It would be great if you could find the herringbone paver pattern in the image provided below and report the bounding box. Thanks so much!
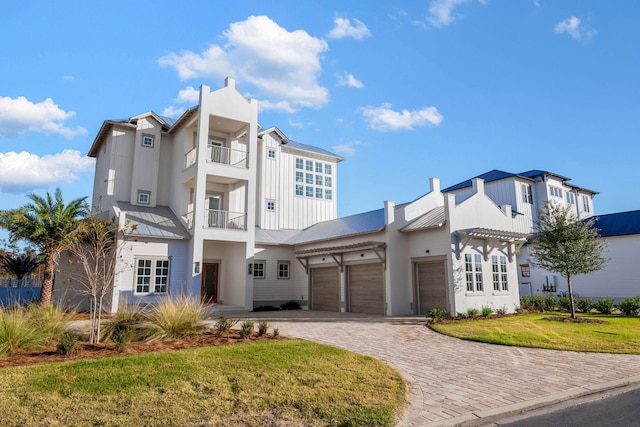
[230,311,640,426]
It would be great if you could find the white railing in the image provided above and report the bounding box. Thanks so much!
[182,211,194,229]
[207,145,248,168]
[206,209,247,230]
[184,147,197,169]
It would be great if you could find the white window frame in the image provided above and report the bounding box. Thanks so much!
[295,158,303,169]
[305,160,313,171]
[305,173,313,184]
[325,176,332,188]
[267,149,276,159]
[582,195,591,213]
[305,186,313,197]
[549,186,563,198]
[521,184,532,204]
[325,189,333,200]
[315,162,323,173]
[277,261,290,280]
[492,255,508,292]
[325,164,332,175]
[253,261,265,279]
[315,188,323,198]
[142,135,154,148]
[134,258,170,295]
[295,185,303,196]
[465,253,484,293]
[266,201,275,211]
[566,192,575,204]
[315,175,323,186]
[137,191,150,205]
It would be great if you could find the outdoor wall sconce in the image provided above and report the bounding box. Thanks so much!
[194,262,200,274]
[248,263,253,275]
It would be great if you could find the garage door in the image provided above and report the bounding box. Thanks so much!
[311,267,340,311]
[348,263,385,315]
[416,261,447,315]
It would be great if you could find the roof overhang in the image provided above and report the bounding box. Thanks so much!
[454,228,530,262]
[294,241,387,273]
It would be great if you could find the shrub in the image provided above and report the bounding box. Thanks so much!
[426,307,448,321]
[215,314,238,334]
[531,295,545,310]
[557,295,572,311]
[26,304,67,343]
[618,297,640,316]
[519,296,534,310]
[0,307,47,355]
[456,312,469,320]
[273,328,280,337]
[280,301,301,310]
[239,320,254,339]
[466,308,479,318]
[496,306,507,316]
[257,320,269,336]
[57,332,80,356]
[480,306,493,317]
[101,303,143,347]
[542,296,559,311]
[576,297,593,313]
[141,296,206,342]
[593,297,615,314]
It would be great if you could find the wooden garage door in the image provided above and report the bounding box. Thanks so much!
[416,261,447,315]
[311,267,340,311]
[348,263,385,315]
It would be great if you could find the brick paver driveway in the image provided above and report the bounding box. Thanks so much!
[231,310,640,426]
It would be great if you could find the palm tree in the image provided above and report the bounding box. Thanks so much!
[0,188,89,306]
[0,251,43,280]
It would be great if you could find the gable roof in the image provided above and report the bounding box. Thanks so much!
[442,169,524,192]
[115,202,190,240]
[592,210,640,237]
[287,208,385,245]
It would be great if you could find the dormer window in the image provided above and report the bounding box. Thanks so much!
[566,192,575,204]
[521,184,532,204]
[549,186,563,198]
[267,149,276,159]
[142,135,154,148]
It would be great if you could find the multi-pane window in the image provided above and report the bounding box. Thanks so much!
[492,256,508,291]
[315,162,323,173]
[305,173,313,184]
[549,186,563,198]
[294,157,334,200]
[135,259,169,294]
[305,160,313,171]
[296,185,303,196]
[566,192,575,204]
[267,149,276,158]
[295,159,303,169]
[315,175,323,186]
[137,191,150,205]
[278,262,290,279]
[253,262,265,279]
[582,195,591,213]
[325,189,332,200]
[142,135,154,147]
[521,184,532,204]
[465,254,484,292]
[325,176,332,188]
[325,164,332,175]
[474,254,483,292]
[465,254,474,292]
[315,188,323,198]
[306,186,313,197]
[296,171,303,183]
[520,264,530,277]
[266,201,275,211]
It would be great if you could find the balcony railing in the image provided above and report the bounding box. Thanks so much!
[206,209,247,230]
[184,148,197,169]
[182,211,194,229]
[207,145,247,168]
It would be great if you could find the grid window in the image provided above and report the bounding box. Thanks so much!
[266,201,275,211]
[474,254,483,292]
[306,186,313,197]
[520,264,530,277]
[325,164,332,175]
[325,189,332,200]
[135,259,169,294]
[137,191,150,205]
[315,175,323,186]
[296,185,303,196]
[325,176,332,188]
[492,256,500,291]
[295,158,303,169]
[267,149,276,159]
[278,262,290,279]
[296,171,303,183]
[465,254,474,292]
[500,256,508,291]
[305,160,313,171]
[315,162,323,173]
[566,192,575,204]
[305,173,313,184]
[521,184,532,204]
[154,260,169,293]
[549,186,563,198]
[315,188,323,198]
[142,135,154,147]
[136,260,152,293]
[253,262,265,279]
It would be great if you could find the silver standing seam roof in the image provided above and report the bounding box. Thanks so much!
[116,202,190,240]
[287,208,386,245]
[400,206,446,232]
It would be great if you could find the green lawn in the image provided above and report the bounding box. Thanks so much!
[0,339,406,427]
[430,313,640,354]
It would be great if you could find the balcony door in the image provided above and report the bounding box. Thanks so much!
[206,194,224,228]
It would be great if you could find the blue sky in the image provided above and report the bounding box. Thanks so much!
[1,1,639,224]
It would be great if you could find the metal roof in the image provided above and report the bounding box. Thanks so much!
[400,206,446,232]
[591,210,640,237]
[116,203,190,240]
[255,227,302,245]
[442,170,520,192]
[288,208,386,245]
[284,140,344,161]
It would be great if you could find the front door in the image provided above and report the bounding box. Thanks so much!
[201,263,219,303]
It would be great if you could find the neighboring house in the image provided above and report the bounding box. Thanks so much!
[53,78,638,315]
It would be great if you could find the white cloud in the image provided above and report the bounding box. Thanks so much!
[0,96,86,138]
[361,103,443,132]
[288,119,304,128]
[327,17,372,40]
[0,150,94,193]
[554,16,597,41]
[158,15,329,112]
[174,86,199,104]
[427,0,472,28]
[336,73,364,88]
[332,140,363,156]
[259,100,296,113]
[162,106,186,118]
[533,0,541,7]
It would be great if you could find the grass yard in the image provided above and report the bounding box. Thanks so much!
[430,313,640,354]
[0,339,406,427]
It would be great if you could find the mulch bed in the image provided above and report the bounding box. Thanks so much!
[0,329,280,369]
[542,316,608,324]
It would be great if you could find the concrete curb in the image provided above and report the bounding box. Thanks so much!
[414,374,640,427]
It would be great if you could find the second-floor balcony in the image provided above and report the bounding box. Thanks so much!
[206,209,247,231]
[208,145,247,168]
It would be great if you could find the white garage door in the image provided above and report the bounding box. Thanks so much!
[348,263,385,315]
[416,261,447,315]
[311,267,340,311]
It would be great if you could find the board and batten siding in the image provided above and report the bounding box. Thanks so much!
[252,245,308,305]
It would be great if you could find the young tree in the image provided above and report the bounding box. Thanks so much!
[530,202,608,319]
[0,188,89,306]
[66,216,120,343]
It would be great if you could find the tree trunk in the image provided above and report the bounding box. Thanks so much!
[567,274,576,319]
[38,256,56,307]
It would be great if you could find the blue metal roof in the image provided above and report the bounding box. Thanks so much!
[591,210,640,237]
[285,140,343,160]
[288,208,385,245]
[442,169,517,192]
